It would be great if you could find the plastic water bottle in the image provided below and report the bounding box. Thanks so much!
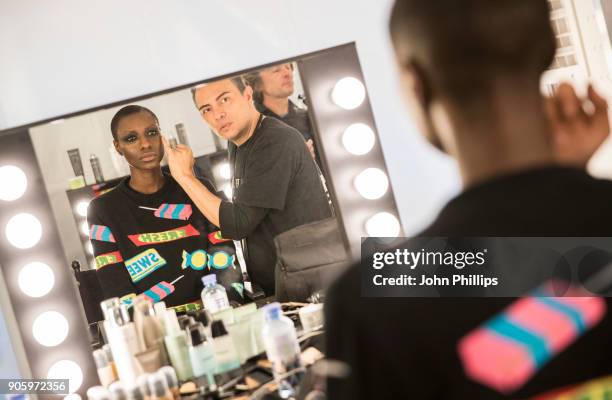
[261,302,304,399]
[201,274,230,313]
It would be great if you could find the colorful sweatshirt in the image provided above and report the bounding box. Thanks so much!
[87,174,243,308]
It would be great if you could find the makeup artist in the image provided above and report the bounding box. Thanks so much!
[162,76,332,297]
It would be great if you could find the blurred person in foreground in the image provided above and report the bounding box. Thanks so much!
[325,0,612,399]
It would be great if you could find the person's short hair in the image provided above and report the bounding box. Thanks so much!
[190,76,247,107]
[242,71,263,104]
[110,105,159,140]
[390,0,556,101]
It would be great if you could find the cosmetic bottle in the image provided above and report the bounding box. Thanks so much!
[163,309,193,381]
[136,374,151,400]
[87,386,111,400]
[154,302,167,335]
[158,366,180,400]
[186,323,216,388]
[103,344,119,383]
[108,381,128,400]
[105,304,143,384]
[127,384,146,400]
[147,372,174,400]
[201,274,230,313]
[211,320,241,378]
[93,348,115,387]
[100,298,120,342]
[133,296,168,372]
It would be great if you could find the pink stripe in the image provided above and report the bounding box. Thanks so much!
[95,227,104,240]
[548,296,606,326]
[164,204,177,218]
[506,298,575,352]
[150,285,167,298]
[158,281,174,294]
[178,205,192,220]
[459,328,536,393]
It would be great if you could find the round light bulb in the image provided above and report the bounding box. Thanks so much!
[80,221,89,236]
[218,163,231,180]
[33,311,69,347]
[365,212,401,237]
[342,123,376,155]
[75,200,90,217]
[18,262,55,297]
[5,213,42,249]
[354,168,389,200]
[0,165,28,201]
[331,77,366,110]
[48,360,83,394]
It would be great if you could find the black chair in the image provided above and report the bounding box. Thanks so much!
[71,261,106,347]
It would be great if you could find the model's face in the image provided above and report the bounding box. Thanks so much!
[194,79,255,143]
[114,111,164,170]
[259,63,294,99]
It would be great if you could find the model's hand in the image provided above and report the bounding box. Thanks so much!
[306,139,316,160]
[544,82,610,168]
[161,135,195,182]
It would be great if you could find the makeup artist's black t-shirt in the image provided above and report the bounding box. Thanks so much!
[256,100,313,142]
[88,174,243,308]
[219,116,331,295]
[326,166,612,399]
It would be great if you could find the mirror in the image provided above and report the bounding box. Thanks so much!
[26,55,347,322]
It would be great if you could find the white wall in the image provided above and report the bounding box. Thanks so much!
[0,0,462,238]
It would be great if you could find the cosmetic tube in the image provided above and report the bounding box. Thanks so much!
[163,309,193,381]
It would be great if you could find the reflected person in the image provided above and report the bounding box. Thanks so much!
[244,63,317,161]
[162,76,332,296]
[88,105,243,310]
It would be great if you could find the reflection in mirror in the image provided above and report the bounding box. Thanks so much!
[27,58,349,329]
[0,44,400,396]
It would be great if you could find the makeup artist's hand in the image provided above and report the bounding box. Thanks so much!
[544,82,610,168]
[161,135,195,182]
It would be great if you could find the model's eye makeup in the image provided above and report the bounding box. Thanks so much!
[123,134,137,143]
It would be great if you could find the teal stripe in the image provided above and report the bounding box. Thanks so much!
[172,204,184,220]
[159,203,170,217]
[101,227,111,242]
[535,296,586,334]
[92,225,99,239]
[487,316,550,366]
